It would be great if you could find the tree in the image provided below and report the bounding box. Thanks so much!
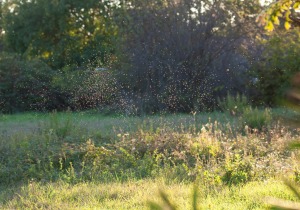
[2,0,117,69]
[250,29,300,105]
[252,0,300,106]
[114,0,262,113]
[0,1,4,52]
[0,0,121,112]
[257,0,300,31]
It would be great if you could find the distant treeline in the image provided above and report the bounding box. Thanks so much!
[0,0,299,114]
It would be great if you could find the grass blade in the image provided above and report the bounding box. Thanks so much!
[285,180,300,201]
[148,201,164,210]
[159,190,177,210]
[192,185,199,210]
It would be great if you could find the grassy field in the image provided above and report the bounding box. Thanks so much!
[0,109,299,209]
[0,179,298,209]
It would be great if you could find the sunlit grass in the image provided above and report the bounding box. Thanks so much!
[0,179,297,210]
[0,108,299,209]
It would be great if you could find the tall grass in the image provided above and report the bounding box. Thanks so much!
[0,109,299,209]
[0,110,298,185]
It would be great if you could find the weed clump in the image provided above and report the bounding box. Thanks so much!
[240,107,272,131]
[218,93,249,116]
[218,93,273,131]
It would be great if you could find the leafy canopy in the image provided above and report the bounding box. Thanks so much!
[257,0,300,31]
[2,0,117,69]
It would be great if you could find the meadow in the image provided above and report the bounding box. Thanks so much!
[0,108,299,209]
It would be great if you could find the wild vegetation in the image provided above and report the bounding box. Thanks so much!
[0,0,281,114]
[0,0,299,114]
[0,105,299,209]
[0,0,300,209]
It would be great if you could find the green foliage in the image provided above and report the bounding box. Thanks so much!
[258,0,300,31]
[0,111,296,185]
[262,69,300,210]
[250,30,300,106]
[218,93,249,116]
[267,135,300,209]
[51,66,119,110]
[2,0,117,69]
[0,53,118,113]
[0,0,120,113]
[47,111,77,140]
[0,179,295,209]
[0,0,262,113]
[114,0,261,113]
[267,180,300,210]
[241,107,272,131]
[0,113,89,183]
[0,53,55,112]
[217,93,272,130]
[222,154,253,185]
[0,111,298,208]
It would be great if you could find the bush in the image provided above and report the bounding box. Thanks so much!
[114,122,292,184]
[218,93,249,116]
[0,53,55,113]
[241,107,272,131]
[222,154,253,185]
[51,66,119,111]
[217,93,272,131]
[0,53,119,113]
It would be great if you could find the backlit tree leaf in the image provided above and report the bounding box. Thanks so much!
[285,21,292,29]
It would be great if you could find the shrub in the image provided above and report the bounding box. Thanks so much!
[51,66,119,111]
[0,53,55,113]
[240,107,272,131]
[218,93,249,116]
[0,53,119,113]
[217,92,272,131]
[222,154,253,185]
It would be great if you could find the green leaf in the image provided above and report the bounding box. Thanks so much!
[286,10,292,21]
[285,21,291,30]
[276,11,283,17]
[273,16,280,25]
[265,21,275,31]
[281,3,289,11]
[267,197,300,210]
[293,2,300,9]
